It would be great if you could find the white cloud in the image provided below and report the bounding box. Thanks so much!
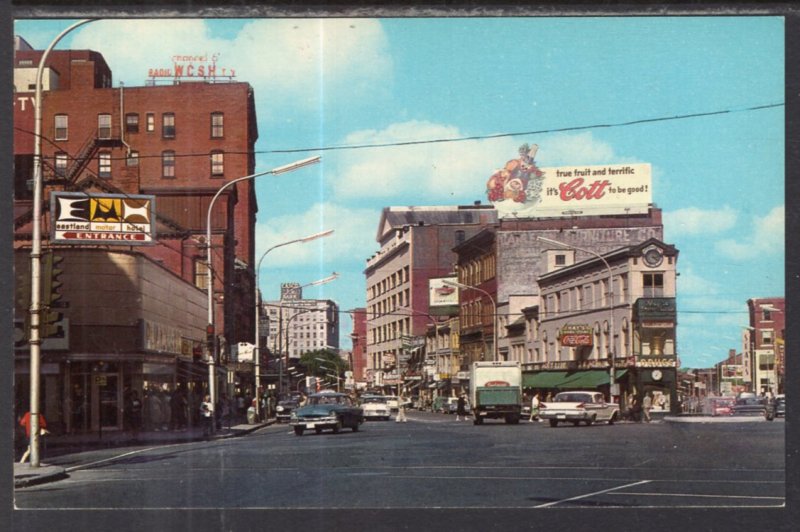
[332,126,623,200]
[662,206,738,238]
[715,205,784,260]
[70,19,392,112]
[255,202,380,268]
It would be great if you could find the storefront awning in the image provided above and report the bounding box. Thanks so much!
[523,369,628,389]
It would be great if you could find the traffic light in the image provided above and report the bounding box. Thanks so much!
[41,251,66,338]
[15,266,32,342]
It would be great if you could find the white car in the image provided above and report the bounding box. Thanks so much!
[360,395,391,421]
[384,396,399,412]
[539,391,619,427]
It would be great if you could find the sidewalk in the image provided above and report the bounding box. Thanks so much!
[14,418,275,488]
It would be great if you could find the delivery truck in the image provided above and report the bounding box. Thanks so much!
[469,361,522,425]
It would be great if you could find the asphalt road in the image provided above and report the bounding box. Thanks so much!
[14,411,785,512]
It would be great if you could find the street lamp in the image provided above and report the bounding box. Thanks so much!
[28,18,97,468]
[206,156,321,412]
[536,236,616,399]
[443,279,498,362]
[277,273,338,394]
[254,230,333,416]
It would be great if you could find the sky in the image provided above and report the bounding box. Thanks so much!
[14,16,785,368]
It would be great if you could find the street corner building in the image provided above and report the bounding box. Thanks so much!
[13,36,260,434]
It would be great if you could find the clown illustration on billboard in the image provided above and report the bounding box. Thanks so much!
[486,143,545,205]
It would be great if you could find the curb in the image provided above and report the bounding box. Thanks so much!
[663,415,772,423]
[14,466,69,488]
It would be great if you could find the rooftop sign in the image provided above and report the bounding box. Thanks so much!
[486,144,652,219]
[148,53,236,80]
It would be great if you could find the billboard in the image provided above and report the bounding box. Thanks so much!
[51,192,156,245]
[429,276,459,316]
[486,144,652,219]
[559,324,593,347]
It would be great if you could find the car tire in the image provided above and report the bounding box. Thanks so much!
[352,423,359,432]
[333,420,341,434]
[315,427,323,434]
[294,427,304,436]
[549,419,559,428]
[608,412,617,425]
[585,415,595,426]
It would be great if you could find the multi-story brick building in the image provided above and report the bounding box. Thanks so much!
[13,38,259,432]
[363,204,498,389]
[746,297,785,394]
[349,308,368,385]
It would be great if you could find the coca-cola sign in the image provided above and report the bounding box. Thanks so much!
[485,145,652,219]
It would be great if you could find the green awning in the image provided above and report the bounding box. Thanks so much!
[523,369,628,389]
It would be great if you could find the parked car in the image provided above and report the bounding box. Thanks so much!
[275,398,299,423]
[384,395,400,412]
[539,391,619,427]
[290,391,364,436]
[708,397,735,416]
[731,396,775,420]
[775,394,785,417]
[360,395,391,421]
[446,397,470,414]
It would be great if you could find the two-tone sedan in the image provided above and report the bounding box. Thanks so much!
[290,391,364,436]
[539,391,619,427]
[360,395,391,421]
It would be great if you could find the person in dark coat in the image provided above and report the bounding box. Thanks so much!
[456,394,468,421]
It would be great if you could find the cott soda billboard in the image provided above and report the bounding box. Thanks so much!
[486,144,652,219]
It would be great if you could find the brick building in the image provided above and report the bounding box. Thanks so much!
[746,297,785,394]
[13,38,259,432]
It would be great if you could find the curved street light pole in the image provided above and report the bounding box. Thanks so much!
[206,156,320,414]
[254,230,333,416]
[536,236,616,400]
[443,280,498,362]
[28,18,97,468]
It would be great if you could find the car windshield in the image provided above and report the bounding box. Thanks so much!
[362,396,387,404]
[555,393,593,403]
[309,394,352,406]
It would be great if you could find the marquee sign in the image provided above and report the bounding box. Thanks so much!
[51,192,156,245]
[486,144,652,219]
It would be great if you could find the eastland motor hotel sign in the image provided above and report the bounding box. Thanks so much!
[486,144,652,219]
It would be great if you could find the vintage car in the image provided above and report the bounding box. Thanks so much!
[732,396,775,420]
[384,395,400,412]
[775,394,785,417]
[290,391,364,436]
[360,395,391,421]
[539,391,619,427]
[275,398,299,423]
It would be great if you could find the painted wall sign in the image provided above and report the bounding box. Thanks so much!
[51,192,156,245]
[559,324,594,347]
[486,144,652,219]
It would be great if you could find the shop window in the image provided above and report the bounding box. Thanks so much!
[54,114,68,141]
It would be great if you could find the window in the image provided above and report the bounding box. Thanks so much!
[210,151,224,176]
[761,330,774,346]
[54,115,68,141]
[55,152,67,177]
[642,273,664,298]
[162,150,175,178]
[98,114,112,139]
[211,112,224,138]
[126,150,139,167]
[762,309,773,321]
[162,113,175,138]
[125,113,139,133]
[146,113,155,132]
[194,259,209,290]
[555,254,566,266]
[98,152,111,178]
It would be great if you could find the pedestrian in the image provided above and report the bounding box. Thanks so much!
[643,392,653,423]
[529,392,540,422]
[148,387,164,431]
[456,393,467,421]
[200,394,214,436]
[395,390,408,423]
[125,390,143,440]
[19,411,48,463]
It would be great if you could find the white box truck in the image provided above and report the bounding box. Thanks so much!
[469,361,522,425]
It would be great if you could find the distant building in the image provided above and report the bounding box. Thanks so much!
[363,204,498,388]
[746,297,785,394]
[349,308,368,384]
